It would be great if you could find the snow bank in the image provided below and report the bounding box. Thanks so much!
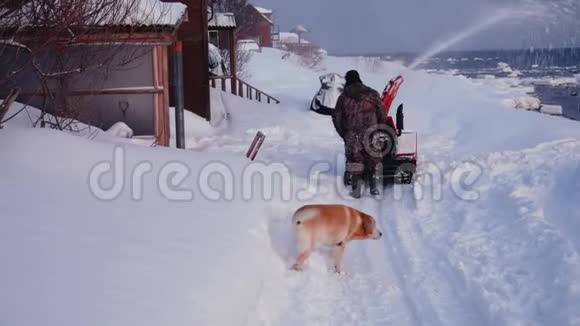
[3,86,229,149]
[523,76,577,86]
[410,139,580,326]
[0,100,127,143]
[105,121,134,138]
[0,128,271,326]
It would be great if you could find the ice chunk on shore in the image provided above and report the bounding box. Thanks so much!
[505,96,542,110]
[497,62,513,73]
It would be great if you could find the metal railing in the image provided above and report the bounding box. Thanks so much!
[209,75,280,104]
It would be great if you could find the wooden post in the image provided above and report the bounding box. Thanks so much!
[180,0,211,121]
[231,78,236,96]
[173,41,186,149]
[221,77,226,92]
[229,29,237,95]
[152,46,169,147]
[239,81,243,97]
[161,46,171,146]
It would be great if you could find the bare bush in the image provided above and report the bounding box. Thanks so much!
[282,44,324,70]
[219,44,253,80]
[299,49,324,70]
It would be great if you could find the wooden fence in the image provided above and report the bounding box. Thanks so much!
[209,76,280,104]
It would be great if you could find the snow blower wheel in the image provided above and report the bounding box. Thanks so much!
[368,126,397,159]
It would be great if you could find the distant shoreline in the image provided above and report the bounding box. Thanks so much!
[332,46,580,59]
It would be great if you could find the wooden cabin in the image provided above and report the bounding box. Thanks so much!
[1,0,282,147]
[208,12,237,78]
[0,0,222,147]
[0,1,190,147]
[236,4,274,48]
[209,13,236,51]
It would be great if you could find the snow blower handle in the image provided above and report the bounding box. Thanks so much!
[382,75,404,115]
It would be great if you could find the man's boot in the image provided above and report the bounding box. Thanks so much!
[350,175,362,199]
[370,175,382,196]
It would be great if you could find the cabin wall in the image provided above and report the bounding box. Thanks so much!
[218,30,232,50]
[0,44,159,135]
[70,47,156,135]
[209,29,232,51]
[258,22,272,48]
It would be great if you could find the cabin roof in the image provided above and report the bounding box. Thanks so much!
[208,12,237,29]
[248,4,273,25]
[277,32,310,44]
[0,0,187,30]
[253,6,273,15]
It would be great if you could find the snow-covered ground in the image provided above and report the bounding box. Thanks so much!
[2,48,580,326]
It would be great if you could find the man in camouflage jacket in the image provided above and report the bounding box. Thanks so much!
[332,70,389,198]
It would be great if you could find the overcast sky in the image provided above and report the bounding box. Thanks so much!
[252,0,580,54]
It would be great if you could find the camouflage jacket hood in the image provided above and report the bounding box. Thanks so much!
[343,82,378,103]
[332,82,389,139]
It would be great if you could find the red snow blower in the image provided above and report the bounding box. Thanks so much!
[370,75,417,184]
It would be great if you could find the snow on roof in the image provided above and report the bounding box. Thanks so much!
[253,5,273,15]
[124,0,187,27]
[208,12,237,29]
[277,32,310,44]
[249,4,273,24]
[0,0,187,28]
[290,24,309,34]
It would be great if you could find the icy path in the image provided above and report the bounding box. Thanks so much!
[203,51,580,325]
[188,93,579,326]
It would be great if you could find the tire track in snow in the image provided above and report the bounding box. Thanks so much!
[372,191,440,326]
[352,198,421,326]
[376,185,490,326]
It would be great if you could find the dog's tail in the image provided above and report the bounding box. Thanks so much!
[292,207,318,227]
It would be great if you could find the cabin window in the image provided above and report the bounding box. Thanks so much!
[209,31,219,47]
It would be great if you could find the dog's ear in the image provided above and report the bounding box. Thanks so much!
[361,214,375,236]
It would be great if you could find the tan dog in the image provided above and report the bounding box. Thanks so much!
[290,204,382,273]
